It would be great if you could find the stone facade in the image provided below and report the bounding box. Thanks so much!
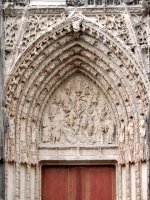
[0,0,150,199]
[0,0,5,199]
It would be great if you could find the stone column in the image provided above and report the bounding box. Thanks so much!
[118,165,122,200]
[0,0,5,199]
[147,106,150,198]
[148,3,150,198]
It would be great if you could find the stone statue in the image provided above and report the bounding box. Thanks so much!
[15,83,23,99]
[86,122,96,144]
[9,118,15,139]
[118,143,125,165]
[42,118,50,143]
[21,141,28,163]
[62,98,72,114]
[139,117,146,144]
[9,143,15,162]
[31,123,37,143]
[51,124,61,143]
[127,118,134,141]
[95,116,104,144]
[64,82,72,96]
[128,144,134,163]
[105,116,114,144]
[33,106,39,117]
[118,120,125,143]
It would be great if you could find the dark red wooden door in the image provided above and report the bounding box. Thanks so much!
[42,165,116,200]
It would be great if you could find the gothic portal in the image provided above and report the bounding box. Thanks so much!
[2,1,150,200]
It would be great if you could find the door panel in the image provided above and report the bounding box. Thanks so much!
[85,167,116,200]
[42,167,69,200]
[42,165,116,200]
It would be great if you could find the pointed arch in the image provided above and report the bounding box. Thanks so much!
[5,13,149,164]
[4,11,150,200]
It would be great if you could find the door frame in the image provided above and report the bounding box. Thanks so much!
[39,161,118,200]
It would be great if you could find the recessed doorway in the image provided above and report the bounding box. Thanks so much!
[42,165,116,200]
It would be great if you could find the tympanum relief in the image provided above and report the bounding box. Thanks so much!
[42,75,116,146]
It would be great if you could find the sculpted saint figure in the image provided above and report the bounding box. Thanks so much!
[63,121,77,144]
[48,107,56,121]
[31,144,37,165]
[101,103,109,120]
[77,116,87,143]
[84,83,90,95]
[137,99,144,115]
[118,120,125,143]
[86,122,96,144]
[139,144,147,161]
[132,80,140,98]
[53,93,62,106]
[42,118,50,143]
[31,123,37,143]
[127,118,134,141]
[64,82,72,96]
[9,143,15,162]
[62,98,72,114]
[33,106,39,117]
[118,143,125,165]
[95,115,104,144]
[21,142,28,163]
[128,144,134,163]
[23,102,29,114]
[65,112,76,128]
[9,118,15,139]
[31,152,37,165]
[15,83,22,99]
[92,89,99,106]
[139,117,146,144]
[51,125,61,143]
[86,97,95,115]
[105,116,114,144]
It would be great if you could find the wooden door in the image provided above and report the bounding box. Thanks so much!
[42,165,116,200]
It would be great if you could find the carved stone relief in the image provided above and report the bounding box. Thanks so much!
[3,8,150,200]
[42,75,115,146]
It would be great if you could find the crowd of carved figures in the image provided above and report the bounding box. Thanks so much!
[42,75,115,145]
[4,8,149,200]
[118,115,148,166]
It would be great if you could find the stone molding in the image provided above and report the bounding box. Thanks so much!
[4,9,150,200]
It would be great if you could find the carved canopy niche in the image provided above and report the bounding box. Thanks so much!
[42,74,116,146]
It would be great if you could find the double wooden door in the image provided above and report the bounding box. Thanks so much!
[42,165,116,200]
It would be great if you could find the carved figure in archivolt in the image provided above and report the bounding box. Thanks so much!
[118,119,125,143]
[21,141,28,164]
[127,118,134,141]
[139,117,146,144]
[9,118,15,139]
[31,123,37,143]
[42,75,116,145]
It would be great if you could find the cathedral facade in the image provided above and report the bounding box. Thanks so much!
[0,0,150,199]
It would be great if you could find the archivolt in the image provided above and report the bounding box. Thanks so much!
[5,15,149,164]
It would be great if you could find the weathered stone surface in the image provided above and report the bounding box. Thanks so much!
[2,2,150,200]
[0,0,5,199]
